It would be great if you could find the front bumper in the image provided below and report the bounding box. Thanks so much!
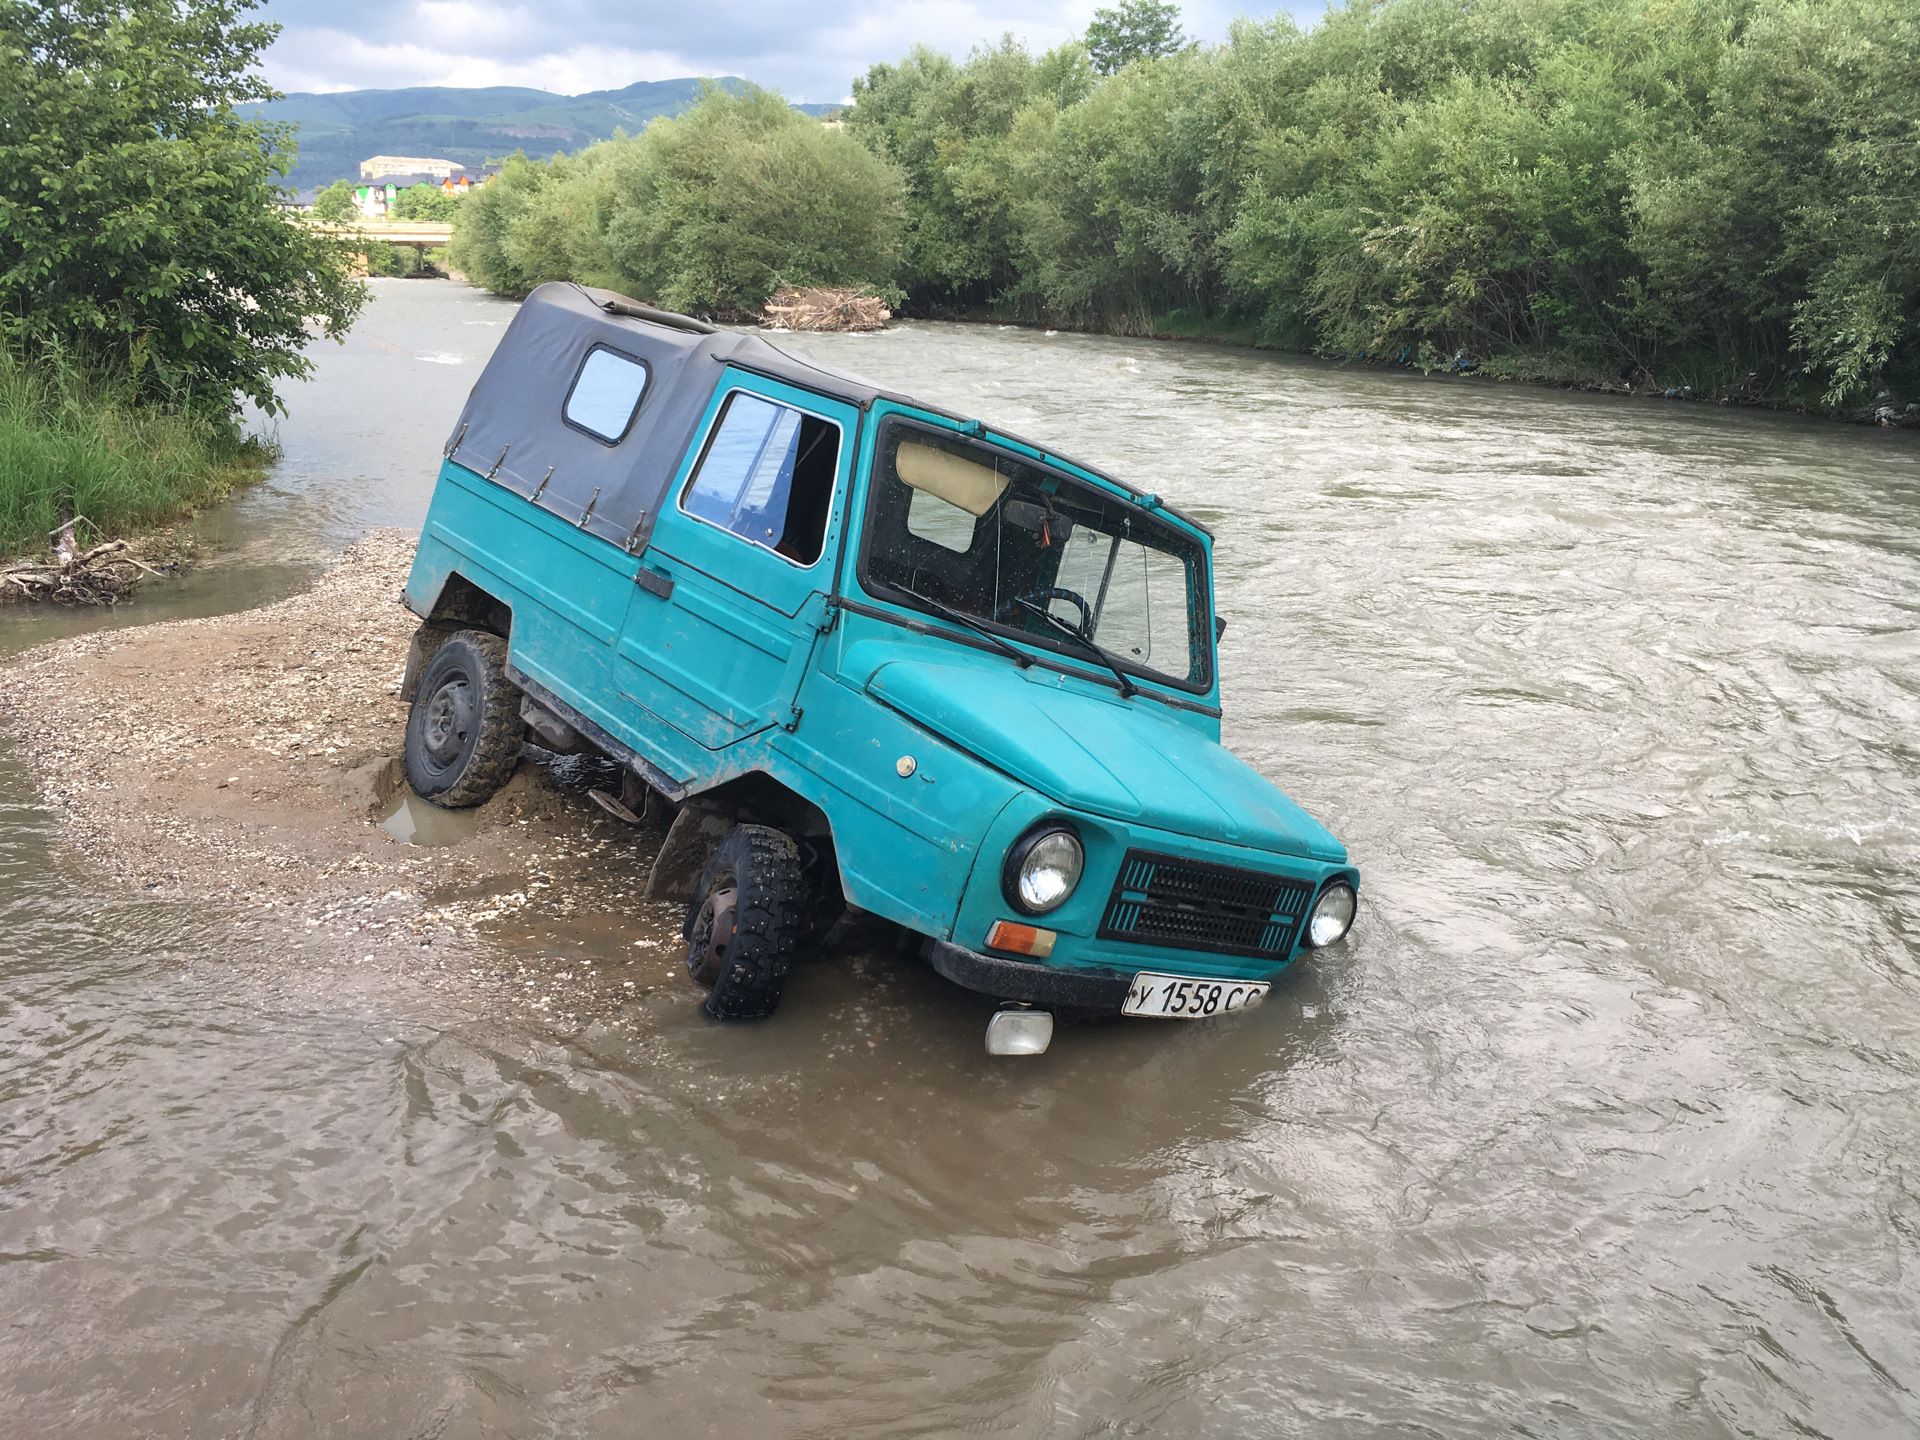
[927,940,1136,1010]
[953,797,1358,985]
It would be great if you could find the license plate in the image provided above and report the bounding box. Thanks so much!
[1123,972,1269,1018]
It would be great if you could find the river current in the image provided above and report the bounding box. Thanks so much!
[2,281,1917,1437]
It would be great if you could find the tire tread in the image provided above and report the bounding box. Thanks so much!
[404,629,521,807]
[689,824,807,1021]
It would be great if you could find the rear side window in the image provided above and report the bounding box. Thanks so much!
[681,391,842,565]
[564,347,649,444]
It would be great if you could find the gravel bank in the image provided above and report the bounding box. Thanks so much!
[0,531,696,1029]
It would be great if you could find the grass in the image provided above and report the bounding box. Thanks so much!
[0,347,270,560]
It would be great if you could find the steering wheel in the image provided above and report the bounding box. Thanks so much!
[1032,586,1094,640]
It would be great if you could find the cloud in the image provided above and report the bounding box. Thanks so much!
[257,0,1332,103]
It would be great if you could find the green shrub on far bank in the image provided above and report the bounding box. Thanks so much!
[312,179,358,223]
[442,1,1916,415]
[363,239,415,276]
[392,183,462,222]
[0,349,268,559]
[451,85,905,315]
[842,0,1920,412]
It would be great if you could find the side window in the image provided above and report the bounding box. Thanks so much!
[681,391,841,565]
[564,347,649,444]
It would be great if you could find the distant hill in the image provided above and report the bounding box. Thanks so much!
[247,79,843,187]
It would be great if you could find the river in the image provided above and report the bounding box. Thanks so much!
[2,280,1917,1437]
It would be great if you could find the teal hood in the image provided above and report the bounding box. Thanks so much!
[865,659,1345,862]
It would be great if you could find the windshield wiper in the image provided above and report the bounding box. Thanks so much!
[902,590,1034,670]
[1015,598,1138,698]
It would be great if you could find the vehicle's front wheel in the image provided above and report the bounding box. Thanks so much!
[403,629,522,807]
[684,824,807,1021]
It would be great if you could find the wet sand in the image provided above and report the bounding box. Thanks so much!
[0,531,690,1027]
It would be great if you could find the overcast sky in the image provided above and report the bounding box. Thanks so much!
[257,0,1331,104]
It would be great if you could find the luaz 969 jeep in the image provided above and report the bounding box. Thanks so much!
[399,283,1359,1053]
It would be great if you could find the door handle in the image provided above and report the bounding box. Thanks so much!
[634,567,674,600]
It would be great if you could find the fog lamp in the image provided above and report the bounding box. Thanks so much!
[985,1007,1054,1056]
[1307,882,1357,948]
[1004,824,1083,915]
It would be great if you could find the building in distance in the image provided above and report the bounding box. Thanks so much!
[282,159,502,215]
[348,165,501,218]
[360,155,464,180]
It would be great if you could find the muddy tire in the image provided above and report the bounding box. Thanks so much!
[683,824,807,1021]
[403,629,521,808]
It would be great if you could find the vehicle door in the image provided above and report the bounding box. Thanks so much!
[614,371,857,771]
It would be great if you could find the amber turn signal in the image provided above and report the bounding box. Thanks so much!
[986,920,1056,958]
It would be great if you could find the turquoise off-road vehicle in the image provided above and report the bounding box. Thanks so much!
[400,283,1358,1052]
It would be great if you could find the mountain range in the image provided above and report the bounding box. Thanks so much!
[244,79,840,187]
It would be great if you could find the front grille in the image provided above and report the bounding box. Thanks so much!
[1098,849,1314,960]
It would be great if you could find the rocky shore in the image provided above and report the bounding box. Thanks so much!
[0,531,698,1031]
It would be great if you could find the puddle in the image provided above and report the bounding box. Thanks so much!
[378,788,480,846]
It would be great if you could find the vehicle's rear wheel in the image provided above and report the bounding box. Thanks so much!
[403,629,522,808]
[684,824,807,1021]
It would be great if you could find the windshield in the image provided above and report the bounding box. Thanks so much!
[859,419,1212,690]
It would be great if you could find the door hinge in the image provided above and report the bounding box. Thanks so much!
[783,706,804,733]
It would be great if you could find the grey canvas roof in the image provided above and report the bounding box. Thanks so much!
[444,282,924,551]
[444,280,1211,551]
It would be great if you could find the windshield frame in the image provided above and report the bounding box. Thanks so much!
[852,413,1216,697]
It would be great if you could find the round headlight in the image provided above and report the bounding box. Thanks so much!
[1004,825,1084,914]
[1307,882,1356,947]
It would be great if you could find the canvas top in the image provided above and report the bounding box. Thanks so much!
[444,281,1204,554]
[444,281,930,552]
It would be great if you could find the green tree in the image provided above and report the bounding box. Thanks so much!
[392,182,461,222]
[447,152,564,296]
[311,178,357,222]
[447,0,1919,411]
[453,88,906,315]
[1085,0,1186,75]
[1623,0,1920,403]
[848,38,1091,307]
[0,0,365,414]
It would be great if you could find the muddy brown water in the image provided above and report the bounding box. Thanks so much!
[3,283,1918,1437]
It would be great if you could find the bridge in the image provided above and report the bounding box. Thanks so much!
[306,220,455,264]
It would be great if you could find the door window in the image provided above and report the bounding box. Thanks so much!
[681,391,841,565]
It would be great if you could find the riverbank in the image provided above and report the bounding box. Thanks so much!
[0,530,695,1028]
[0,349,272,567]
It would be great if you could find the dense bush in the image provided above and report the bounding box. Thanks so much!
[446,1,1916,409]
[392,183,461,222]
[0,0,364,415]
[839,0,1918,408]
[312,178,357,222]
[362,239,416,276]
[450,86,906,315]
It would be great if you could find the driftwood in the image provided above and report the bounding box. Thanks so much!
[1,522,179,606]
[761,287,891,333]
